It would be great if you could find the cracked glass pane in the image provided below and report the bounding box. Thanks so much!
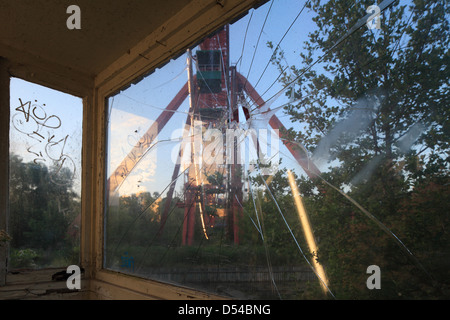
[104,0,449,299]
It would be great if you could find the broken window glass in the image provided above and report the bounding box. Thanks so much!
[9,78,83,270]
[104,0,449,299]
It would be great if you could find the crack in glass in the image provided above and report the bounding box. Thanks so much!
[104,0,449,299]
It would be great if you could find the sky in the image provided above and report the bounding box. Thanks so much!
[105,0,322,197]
[6,0,319,199]
[9,77,83,194]
[8,0,418,198]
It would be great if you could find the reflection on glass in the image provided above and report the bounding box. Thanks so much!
[105,0,449,299]
[9,78,82,270]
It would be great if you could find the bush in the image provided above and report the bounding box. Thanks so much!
[10,248,38,269]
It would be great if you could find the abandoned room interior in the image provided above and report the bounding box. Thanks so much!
[0,0,448,300]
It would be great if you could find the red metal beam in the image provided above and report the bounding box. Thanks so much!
[107,82,189,194]
[235,72,321,180]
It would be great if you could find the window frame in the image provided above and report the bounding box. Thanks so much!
[91,0,266,299]
[0,58,10,286]
[0,62,91,288]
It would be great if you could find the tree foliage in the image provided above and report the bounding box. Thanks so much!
[267,0,449,298]
[9,154,81,268]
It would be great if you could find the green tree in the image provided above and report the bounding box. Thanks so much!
[9,154,81,268]
[269,0,449,298]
